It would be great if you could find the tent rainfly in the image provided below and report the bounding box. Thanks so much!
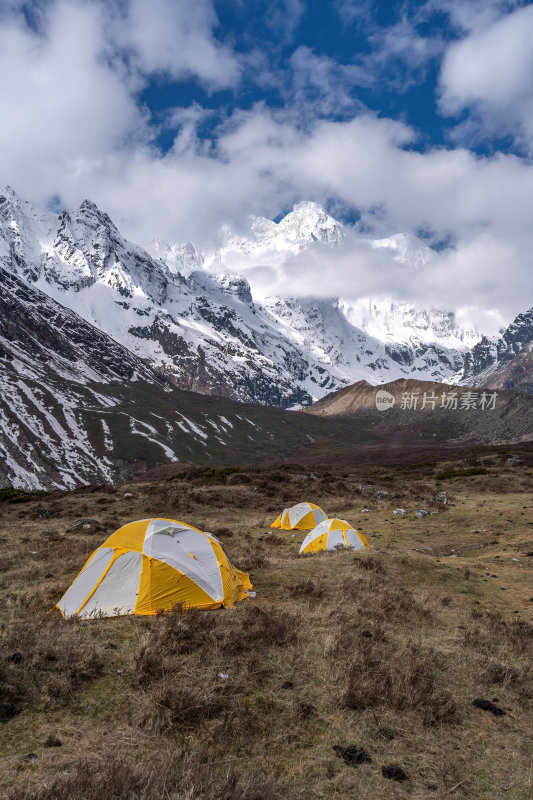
[56,518,252,618]
[299,518,369,554]
[271,502,327,531]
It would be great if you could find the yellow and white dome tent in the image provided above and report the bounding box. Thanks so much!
[271,502,328,531]
[56,518,252,618]
[299,518,369,554]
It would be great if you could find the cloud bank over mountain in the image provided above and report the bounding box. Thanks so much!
[0,0,532,322]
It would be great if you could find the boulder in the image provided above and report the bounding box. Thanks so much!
[431,491,447,505]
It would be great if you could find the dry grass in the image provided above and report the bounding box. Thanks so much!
[464,611,533,657]
[133,679,226,735]
[1,447,532,799]
[339,571,435,624]
[341,638,458,725]
[6,751,281,800]
[2,614,105,709]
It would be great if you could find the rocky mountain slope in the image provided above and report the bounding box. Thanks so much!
[1,261,530,490]
[460,307,533,394]
[0,264,371,489]
[2,186,531,490]
[0,187,485,407]
[306,378,533,446]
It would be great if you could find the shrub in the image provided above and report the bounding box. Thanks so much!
[135,677,223,734]
[226,605,298,651]
[354,556,386,573]
[1,613,104,709]
[231,545,270,571]
[340,574,433,624]
[342,638,457,725]
[7,752,281,800]
[134,608,216,686]
[436,467,489,480]
[0,660,26,721]
[0,487,48,504]
[465,613,533,656]
[288,579,325,600]
[480,659,525,688]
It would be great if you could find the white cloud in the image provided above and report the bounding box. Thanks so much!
[0,0,146,205]
[46,106,530,324]
[287,46,372,118]
[428,0,522,34]
[0,0,240,206]
[264,0,305,40]
[334,0,375,26]
[115,0,240,89]
[0,0,532,328]
[332,5,443,90]
[364,15,444,85]
[439,4,533,149]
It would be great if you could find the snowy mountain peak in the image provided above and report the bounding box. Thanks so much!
[151,239,204,276]
[209,200,345,265]
[188,271,253,303]
[276,201,344,245]
[0,186,55,283]
[5,186,526,417]
[0,185,50,224]
[0,184,19,202]
[461,305,533,386]
[45,198,130,291]
[78,197,100,212]
[369,232,435,267]
[75,198,121,234]
[346,298,479,349]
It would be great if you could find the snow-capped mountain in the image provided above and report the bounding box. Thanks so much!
[205,200,345,268]
[3,184,530,490]
[259,295,474,394]
[2,262,363,489]
[367,232,435,268]
[0,186,489,409]
[460,307,533,394]
[0,187,311,407]
[0,263,162,489]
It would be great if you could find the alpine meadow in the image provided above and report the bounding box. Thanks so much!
[0,2,532,799]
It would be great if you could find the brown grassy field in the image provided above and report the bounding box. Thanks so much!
[1,444,532,799]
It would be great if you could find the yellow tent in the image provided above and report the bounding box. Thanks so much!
[271,502,327,531]
[56,518,252,618]
[299,518,369,554]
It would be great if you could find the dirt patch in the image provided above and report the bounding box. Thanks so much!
[333,744,372,767]
[382,765,408,781]
[472,698,506,716]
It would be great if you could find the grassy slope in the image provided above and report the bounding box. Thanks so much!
[0,445,532,799]
[306,379,533,448]
[80,381,382,469]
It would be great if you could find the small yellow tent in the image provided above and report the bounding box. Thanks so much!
[56,518,252,618]
[299,518,369,554]
[271,502,327,531]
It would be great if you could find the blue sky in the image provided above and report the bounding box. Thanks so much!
[0,0,532,322]
[141,0,528,158]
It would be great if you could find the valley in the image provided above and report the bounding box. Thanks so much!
[1,445,531,799]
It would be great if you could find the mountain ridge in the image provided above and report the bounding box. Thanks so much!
[0,186,494,408]
[460,308,533,394]
[1,256,530,490]
[0,263,385,489]
[305,377,533,447]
